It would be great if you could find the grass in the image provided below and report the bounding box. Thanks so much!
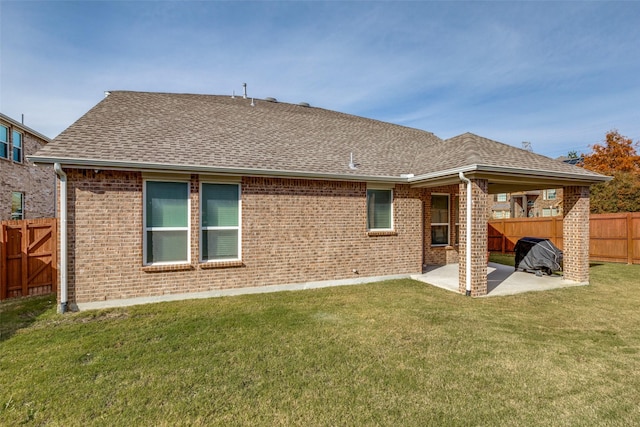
[1,263,640,426]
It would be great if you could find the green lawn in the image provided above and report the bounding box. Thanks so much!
[2,263,640,426]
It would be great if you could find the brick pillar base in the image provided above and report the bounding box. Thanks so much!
[459,179,489,296]
[563,186,590,283]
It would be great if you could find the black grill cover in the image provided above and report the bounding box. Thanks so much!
[514,237,563,275]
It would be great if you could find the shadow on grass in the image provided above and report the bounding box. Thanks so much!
[0,294,55,343]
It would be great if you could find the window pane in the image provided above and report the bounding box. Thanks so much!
[146,230,188,263]
[202,184,239,227]
[12,131,22,148]
[203,229,238,260]
[11,192,24,220]
[431,225,448,245]
[146,181,188,227]
[367,189,391,229]
[497,193,507,202]
[0,126,7,142]
[431,195,449,223]
[12,131,22,162]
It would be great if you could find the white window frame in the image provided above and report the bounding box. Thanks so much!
[544,189,557,200]
[431,193,450,246]
[12,130,23,163]
[200,181,242,263]
[0,125,8,159]
[496,193,507,202]
[11,191,24,220]
[143,179,191,266]
[366,186,394,231]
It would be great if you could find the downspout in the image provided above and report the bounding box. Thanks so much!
[459,172,472,296]
[54,163,68,313]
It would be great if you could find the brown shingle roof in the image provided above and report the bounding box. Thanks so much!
[32,91,606,182]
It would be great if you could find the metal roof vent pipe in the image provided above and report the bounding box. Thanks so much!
[243,83,247,99]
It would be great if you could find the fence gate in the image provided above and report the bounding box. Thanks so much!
[1,218,57,300]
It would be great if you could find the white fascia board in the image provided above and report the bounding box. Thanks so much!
[408,164,610,186]
[26,156,407,184]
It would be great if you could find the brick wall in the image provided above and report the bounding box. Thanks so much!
[459,179,489,296]
[63,170,463,305]
[563,186,590,283]
[0,119,54,220]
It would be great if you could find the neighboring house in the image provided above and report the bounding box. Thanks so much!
[0,113,54,220]
[29,91,608,312]
[490,158,582,219]
[491,188,563,219]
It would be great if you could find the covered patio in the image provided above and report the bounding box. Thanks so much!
[412,262,589,296]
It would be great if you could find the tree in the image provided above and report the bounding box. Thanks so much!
[589,171,640,213]
[581,130,640,213]
[582,130,640,175]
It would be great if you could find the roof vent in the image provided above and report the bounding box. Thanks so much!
[348,152,358,170]
[298,102,310,107]
[243,83,248,99]
[265,97,277,103]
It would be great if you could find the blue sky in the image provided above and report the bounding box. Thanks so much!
[1,1,639,158]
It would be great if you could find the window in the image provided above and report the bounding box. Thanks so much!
[494,211,504,219]
[12,130,22,163]
[11,192,24,219]
[542,207,560,217]
[201,183,241,261]
[144,181,189,265]
[544,189,557,200]
[0,125,8,159]
[496,193,507,202]
[367,189,392,230]
[431,194,449,245]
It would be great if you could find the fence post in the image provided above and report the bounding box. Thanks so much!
[21,221,28,297]
[628,213,633,265]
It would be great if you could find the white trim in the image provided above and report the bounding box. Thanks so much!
[199,181,242,263]
[28,157,407,184]
[143,179,191,266]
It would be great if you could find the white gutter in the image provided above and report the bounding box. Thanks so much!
[27,157,407,184]
[54,163,68,313]
[459,172,472,296]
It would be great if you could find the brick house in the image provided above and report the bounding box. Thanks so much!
[491,188,564,219]
[30,91,608,312]
[0,113,54,220]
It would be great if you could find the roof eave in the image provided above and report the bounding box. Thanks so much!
[409,164,611,188]
[0,112,52,142]
[26,156,407,184]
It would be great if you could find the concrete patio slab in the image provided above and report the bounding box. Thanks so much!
[411,262,588,296]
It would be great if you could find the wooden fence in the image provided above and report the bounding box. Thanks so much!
[489,213,640,264]
[0,218,57,300]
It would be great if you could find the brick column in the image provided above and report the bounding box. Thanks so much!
[459,179,489,296]
[563,186,590,283]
